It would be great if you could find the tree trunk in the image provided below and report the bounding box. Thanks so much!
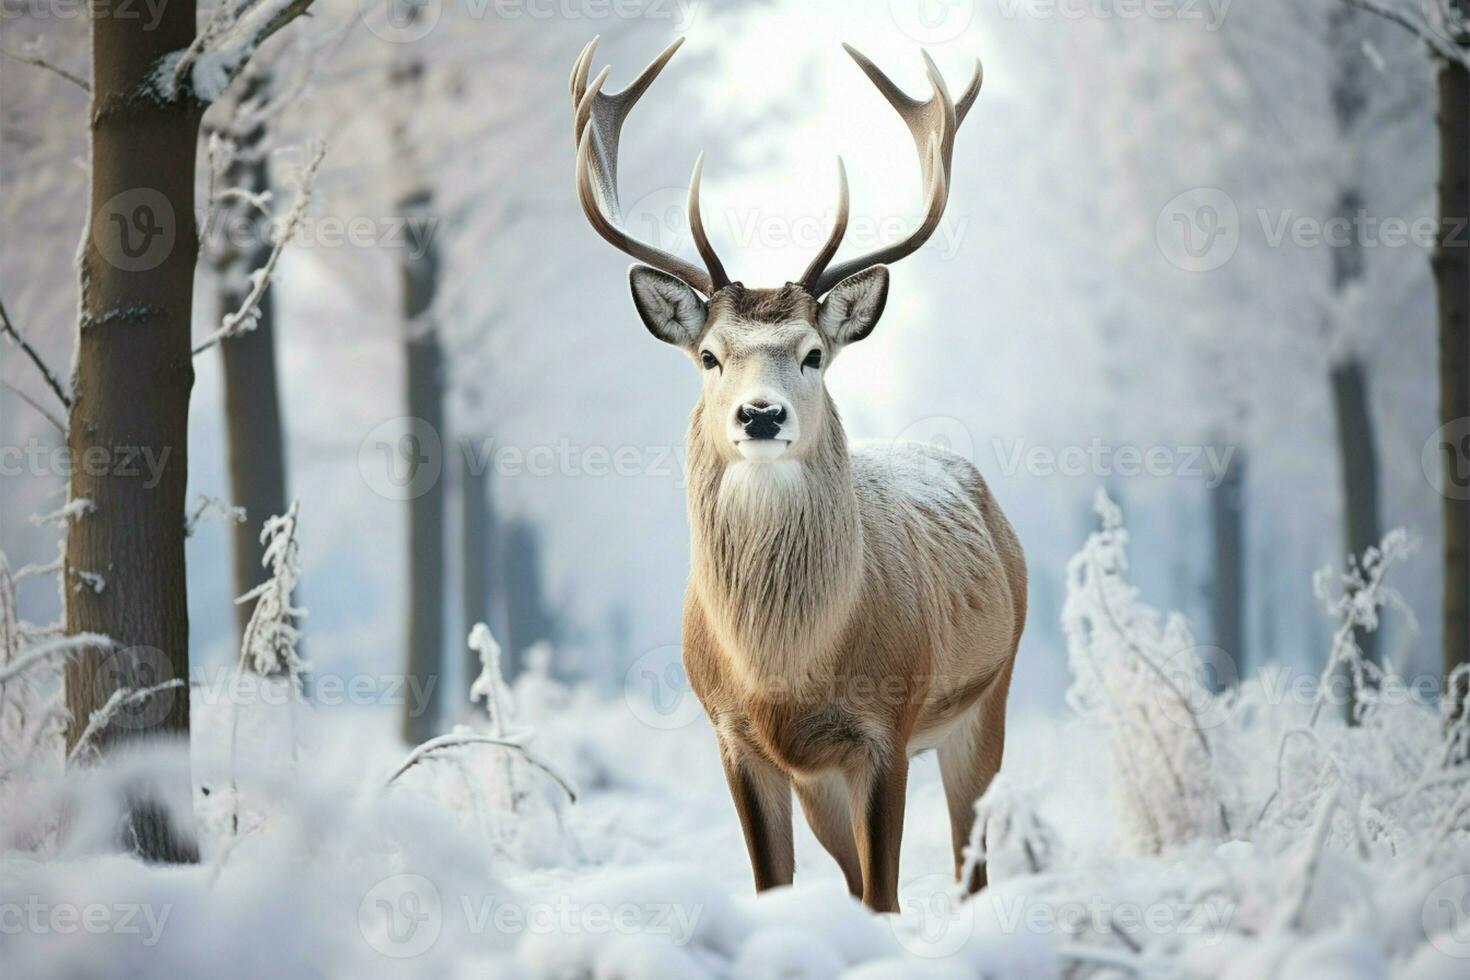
[1208,447,1246,689]
[1329,357,1383,670]
[212,92,290,639]
[1436,15,1469,722]
[65,0,202,862]
[461,451,498,698]
[502,518,554,680]
[1325,6,1381,702]
[401,190,444,746]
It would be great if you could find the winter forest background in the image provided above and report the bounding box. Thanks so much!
[4,0,1455,716]
[2,0,1469,977]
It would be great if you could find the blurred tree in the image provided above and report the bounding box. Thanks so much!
[205,64,291,644]
[502,517,557,680]
[387,36,447,745]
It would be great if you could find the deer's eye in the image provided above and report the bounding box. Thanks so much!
[700,350,720,370]
[802,348,823,370]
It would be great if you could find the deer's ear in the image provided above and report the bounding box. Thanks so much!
[629,265,708,348]
[816,265,889,346]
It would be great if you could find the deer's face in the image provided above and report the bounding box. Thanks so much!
[629,266,889,464]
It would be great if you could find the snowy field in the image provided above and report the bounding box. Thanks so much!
[3,496,1469,979]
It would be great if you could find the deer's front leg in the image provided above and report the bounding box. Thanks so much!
[846,750,909,912]
[720,743,794,892]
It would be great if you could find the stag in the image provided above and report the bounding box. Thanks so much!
[570,37,1025,912]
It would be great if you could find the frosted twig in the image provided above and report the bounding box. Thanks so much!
[185,494,247,537]
[194,143,326,355]
[385,732,578,803]
[66,679,186,765]
[0,45,90,92]
[0,632,111,685]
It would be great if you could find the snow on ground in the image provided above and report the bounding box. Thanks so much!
[3,496,1470,978]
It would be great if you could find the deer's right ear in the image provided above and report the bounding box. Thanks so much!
[629,265,708,348]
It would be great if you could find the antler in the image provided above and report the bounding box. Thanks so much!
[800,45,982,298]
[570,36,730,296]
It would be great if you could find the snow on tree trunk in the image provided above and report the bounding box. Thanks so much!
[64,0,205,864]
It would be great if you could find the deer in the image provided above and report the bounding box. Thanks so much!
[569,36,1026,913]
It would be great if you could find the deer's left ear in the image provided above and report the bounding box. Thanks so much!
[816,265,889,346]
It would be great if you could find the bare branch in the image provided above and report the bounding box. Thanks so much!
[0,46,90,93]
[0,380,64,434]
[0,298,72,410]
[1340,0,1470,68]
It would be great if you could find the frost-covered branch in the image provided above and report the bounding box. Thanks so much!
[0,633,112,687]
[166,0,320,104]
[184,494,247,538]
[0,297,71,410]
[194,144,326,355]
[469,623,517,740]
[235,500,307,678]
[385,732,577,803]
[1308,529,1418,726]
[66,680,186,766]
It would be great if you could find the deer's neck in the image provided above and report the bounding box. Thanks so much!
[686,401,864,681]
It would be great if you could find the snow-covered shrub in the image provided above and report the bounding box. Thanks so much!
[1062,488,1233,853]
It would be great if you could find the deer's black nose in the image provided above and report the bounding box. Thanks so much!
[738,402,787,440]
